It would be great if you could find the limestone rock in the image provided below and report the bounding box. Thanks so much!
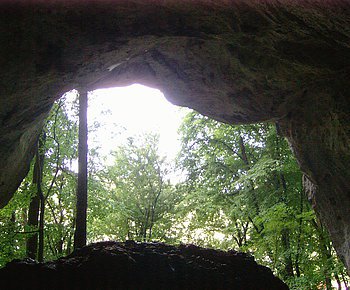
[0,0,349,272]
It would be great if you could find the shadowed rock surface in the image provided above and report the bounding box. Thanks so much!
[0,241,289,290]
[0,0,349,273]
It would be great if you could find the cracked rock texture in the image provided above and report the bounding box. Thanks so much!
[0,0,349,273]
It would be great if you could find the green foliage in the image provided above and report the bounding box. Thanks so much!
[0,98,348,290]
[0,93,79,266]
[0,188,31,266]
[176,111,349,289]
[90,133,180,243]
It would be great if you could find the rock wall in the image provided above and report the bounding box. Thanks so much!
[0,0,349,272]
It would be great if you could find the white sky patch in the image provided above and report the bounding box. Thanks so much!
[87,84,190,164]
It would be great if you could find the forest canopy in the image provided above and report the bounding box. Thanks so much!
[0,93,348,290]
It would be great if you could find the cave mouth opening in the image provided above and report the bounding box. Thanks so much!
[2,82,348,289]
[60,84,188,176]
[86,84,189,171]
[0,0,349,283]
[39,83,191,244]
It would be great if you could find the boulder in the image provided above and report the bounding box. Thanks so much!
[0,241,289,290]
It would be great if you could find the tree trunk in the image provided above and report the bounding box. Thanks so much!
[340,271,349,289]
[66,218,75,256]
[238,134,260,215]
[274,128,294,279]
[26,193,39,259]
[74,90,88,249]
[334,273,342,290]
[311,219,333,290]
[281,229,294,279]
[8,212,16,258]
[295,190,304,278]
[38,191,45,262]
[26,134,45,260]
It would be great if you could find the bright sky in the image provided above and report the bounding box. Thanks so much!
[87,84,190,164]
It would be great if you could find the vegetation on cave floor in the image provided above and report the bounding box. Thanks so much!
[0,95,348,290]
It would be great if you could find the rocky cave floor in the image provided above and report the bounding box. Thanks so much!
[0,241,289,290]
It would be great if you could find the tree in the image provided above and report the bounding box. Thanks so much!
[176,112,268,249]
[23,97,79,262]
[43,94,78,259]
[26,134,45,259]
[95,133,179,242]
[176,111,348,289]
[0,92,80,265]
[74,90,88,249]
[1,98,348,289]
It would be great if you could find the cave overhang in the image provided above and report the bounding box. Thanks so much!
[0,0,349,272]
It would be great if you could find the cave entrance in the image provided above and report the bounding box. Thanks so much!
[2,82,348,288]
[1,0,349,280]
[45,84,189,244]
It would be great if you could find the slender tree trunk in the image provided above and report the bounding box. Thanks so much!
[295,190,304,277]
[74,90,88,249]
[273,128,294,279]
[311,219,333,290]
[281,229,294,278]
[66,219,75,255]
[27,135,45,260]
[340,271,349,288]
[8,212,16,258]
[334,273,342,290]
[279,172,294,279]
[38,182,45,262]
[238,134,260,215]
[26,194,40,259]
[148,183,163,241]
[66,235,73,256]
[143,207,150,242]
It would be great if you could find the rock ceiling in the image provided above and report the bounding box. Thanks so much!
[0,0,349,272]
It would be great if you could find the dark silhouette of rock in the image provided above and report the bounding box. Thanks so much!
[0,241,289,290]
